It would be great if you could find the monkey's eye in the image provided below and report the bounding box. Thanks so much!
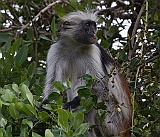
[85,23,89,27]
[63,21,70,26]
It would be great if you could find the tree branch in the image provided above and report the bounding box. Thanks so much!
[16,0,62,35]
[130,2,145,52]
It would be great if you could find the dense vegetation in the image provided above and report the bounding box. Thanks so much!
[0,0,159,136]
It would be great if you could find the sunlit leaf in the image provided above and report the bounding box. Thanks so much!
[52,81,64,92]
[45,129,54,137]
[73,123,89,136]
[15,45,28,64]
[20,84,33,106]
[22,119,33,129]
[32,132,42,137]
[1,89,14,102]
[23,104,37,117]
[39,34,51,41]
[57,109,69,131]
[73,112,84,130]
[9,103,19,120]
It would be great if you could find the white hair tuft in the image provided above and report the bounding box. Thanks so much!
[63,10,98,22]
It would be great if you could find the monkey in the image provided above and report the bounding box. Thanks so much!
[41,10,132,137]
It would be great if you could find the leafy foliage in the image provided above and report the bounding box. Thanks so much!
[0,0,160,136]
[0,82,95,136]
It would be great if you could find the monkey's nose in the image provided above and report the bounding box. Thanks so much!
[89,27,96,37]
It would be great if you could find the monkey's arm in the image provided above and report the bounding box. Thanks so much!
[98,44,131,108]
[40,44,58,107]
[98,44,132,135]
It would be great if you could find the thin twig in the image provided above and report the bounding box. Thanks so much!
[130,2,145,50]
[127,2,145,77]
[17,0,62,34]
[0,26,22,32]
[7,1,23,25]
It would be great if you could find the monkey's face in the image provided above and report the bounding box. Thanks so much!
[60,19,97,45]
[74,20,97,44]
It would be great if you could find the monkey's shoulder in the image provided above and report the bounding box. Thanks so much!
[96,44,114,65]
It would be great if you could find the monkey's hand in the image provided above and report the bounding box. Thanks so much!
[63,96,81,111]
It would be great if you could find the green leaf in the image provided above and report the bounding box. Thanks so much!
[12,84,20,94]
[80,97,94,112]
[73,123,89,136]
[82,74,94,81]
[32,132,42,137]
[45,129,54,137]
[27,29,34,40]
[0,99,2,110]
[41,104,53,111]
[23,104,37,117]
[2,39,11,51]
[6,125,12,137]
[66,130,73,137]
[78,88,92,98]
[15,102,24,111]
[1,89,15,102]
[20,124,29,137]
[15,45,28,64]
[130,58,139,67]
[39,34,51,41]
[10,38,22,54]
[0,128,4,137]
[51,16,58,40]
[20,84,33,106]
[0,117,7,128]
[69,0,79,9]
[22,119,33,129]
[97,102,107,110]
[154,12,159,21]
[97,110,106,123]
[9,103,19,120]
[48,92,61,102]
[73,112,84,130]
[0,33,10,42]
[106,25,119,38]
[117,51,127,61]
[57,108,69,131]
[53,81,64,91]
[100,39,110,48]
[2,51,14,64]
[55,4,66,17]
[56,96,63,106]
[38,111,49,122]
[80,0,92,9]
[66,77,71,88]
[28,62,35,77]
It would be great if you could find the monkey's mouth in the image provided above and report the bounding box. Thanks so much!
[89,33,97,44]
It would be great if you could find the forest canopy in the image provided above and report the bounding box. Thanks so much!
[0,0,160,136]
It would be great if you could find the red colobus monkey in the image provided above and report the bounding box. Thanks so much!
[41,10,132,137]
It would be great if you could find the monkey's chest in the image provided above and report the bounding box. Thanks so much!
[59,58,88,82]
[56,54,104,84]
